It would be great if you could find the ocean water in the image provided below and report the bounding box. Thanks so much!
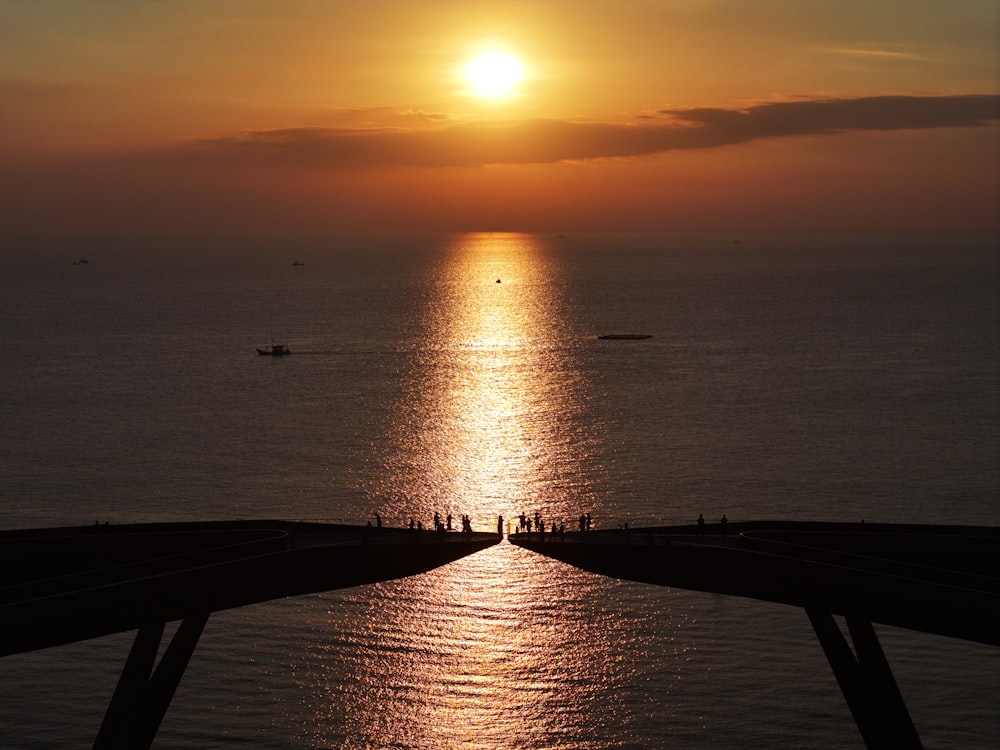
[0,232,997,748]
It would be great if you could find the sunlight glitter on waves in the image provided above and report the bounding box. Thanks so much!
[369,232,603,530]
[382,546,625,733]
[308,234,626,747]
[306,542,639,748]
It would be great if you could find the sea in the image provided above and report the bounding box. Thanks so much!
[0,231,997,749]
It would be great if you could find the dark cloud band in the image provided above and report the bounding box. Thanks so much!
[158,94,1000,168]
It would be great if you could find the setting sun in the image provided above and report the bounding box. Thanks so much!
[464,51,525,98]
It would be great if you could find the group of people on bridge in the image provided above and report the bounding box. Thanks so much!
[509,511,596,538]
[371,510,603,538]
[400,512,475,533]
[372,511,732,538]
[696,513,728,534]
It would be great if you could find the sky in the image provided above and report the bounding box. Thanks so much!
[1,0,998,237]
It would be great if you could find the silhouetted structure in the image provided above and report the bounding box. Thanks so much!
[0,520,499,750]
[511,520,1000,750]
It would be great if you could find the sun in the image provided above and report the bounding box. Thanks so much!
[464,52,525,99]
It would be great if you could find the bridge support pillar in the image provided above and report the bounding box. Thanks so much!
[93,612,209,750]
[807,609,922,750]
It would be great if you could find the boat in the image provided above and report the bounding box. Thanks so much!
[257,344,291,356]
[597,334,653,340]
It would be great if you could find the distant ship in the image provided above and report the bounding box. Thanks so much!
[597,334,653,340]
[257,344,291,356]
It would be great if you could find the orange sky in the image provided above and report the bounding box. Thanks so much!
[1,1,997,237]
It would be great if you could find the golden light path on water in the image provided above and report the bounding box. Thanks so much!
[304,234,654,748]
[371,232,605,530]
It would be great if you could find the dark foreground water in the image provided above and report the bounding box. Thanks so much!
[1,232,997,748]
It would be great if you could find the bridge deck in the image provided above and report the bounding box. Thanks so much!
[0,520,500,656]
[510,520,1000,646]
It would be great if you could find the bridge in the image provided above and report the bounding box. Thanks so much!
[0,520,500,750]
[510,520,1000,750]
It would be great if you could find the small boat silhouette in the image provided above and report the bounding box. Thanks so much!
[257,344,291,356]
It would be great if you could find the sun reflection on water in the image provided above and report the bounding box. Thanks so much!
[306,234,634,748]
[369,232,603,532]
[309,544,643,749]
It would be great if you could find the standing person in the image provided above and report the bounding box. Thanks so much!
[497,514,504,536]
[697,514,705,534]
[720,514,728,535]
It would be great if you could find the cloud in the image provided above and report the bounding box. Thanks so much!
[323,107,454,128]
[105,93,1000,170]
[664,94,1000,139]
[828,48,926,61]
